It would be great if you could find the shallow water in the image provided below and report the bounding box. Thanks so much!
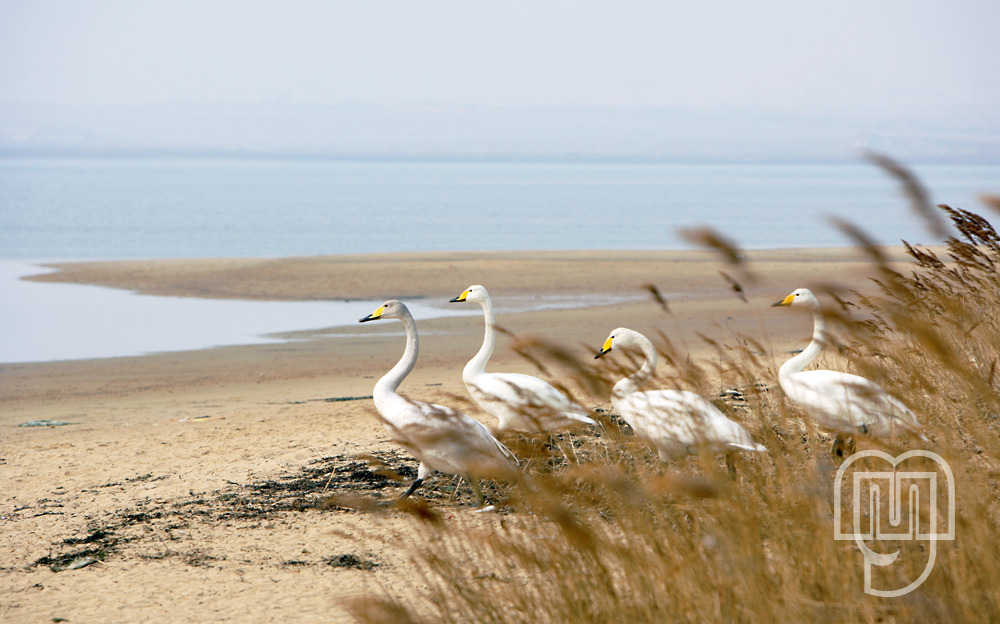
[0,262,453,363]
[0,262,640,363]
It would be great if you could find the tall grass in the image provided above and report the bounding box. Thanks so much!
[349,173,1000,623]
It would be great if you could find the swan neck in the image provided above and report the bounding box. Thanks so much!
[780,310,825,377]
[465,298,495,379]
[376,312,418,397]
[613,335,657,398]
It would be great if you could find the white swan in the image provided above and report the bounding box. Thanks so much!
[359,300,518,504]
[450,285,597,433]
[771,288,925,451]
[594,327,766,461]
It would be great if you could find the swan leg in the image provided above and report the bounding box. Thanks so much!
[468,477,484,507]
[399,477,424,500]
[724,453,737,480]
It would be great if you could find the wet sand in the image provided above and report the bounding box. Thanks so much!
[1,247,905,623]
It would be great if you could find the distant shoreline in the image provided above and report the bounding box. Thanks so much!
[3,100,999,165]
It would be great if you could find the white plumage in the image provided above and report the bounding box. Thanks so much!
[451,285,596,432]
[772,288,925,441]
[359,300,518,503]
[595,327,766,461]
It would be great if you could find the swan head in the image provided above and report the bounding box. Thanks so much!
[359,299,410,323]
[771,288,819,310]
[449,284,490,304]
[594,327,640,359]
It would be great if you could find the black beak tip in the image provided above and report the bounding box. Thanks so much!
[449,297,462,303]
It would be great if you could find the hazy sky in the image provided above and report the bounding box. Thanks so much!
[1,1,998,158]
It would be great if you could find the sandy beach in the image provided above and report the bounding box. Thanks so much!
[1,247,906,623]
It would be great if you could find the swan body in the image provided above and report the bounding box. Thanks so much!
[451,285,596,432]
[595,328,766,461]
[359,300,518,502]
[772,288,924,439]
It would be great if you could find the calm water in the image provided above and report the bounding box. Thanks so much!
[0,260,642,363]
[0,261,397,363]
[2,158,997,260]
[1,158,996,363]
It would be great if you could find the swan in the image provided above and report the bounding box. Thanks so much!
[449,285,597,433]
[594,327,766,462]
[771,288,925,453]
[359,300,518,504]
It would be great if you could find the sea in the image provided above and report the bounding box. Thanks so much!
[1,158,997,363]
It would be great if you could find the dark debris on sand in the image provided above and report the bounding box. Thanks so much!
[26,450,492,573]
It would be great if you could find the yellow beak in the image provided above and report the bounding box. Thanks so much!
[594,336,614,359]
[771,293,795,307]
[359,305,385,322]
